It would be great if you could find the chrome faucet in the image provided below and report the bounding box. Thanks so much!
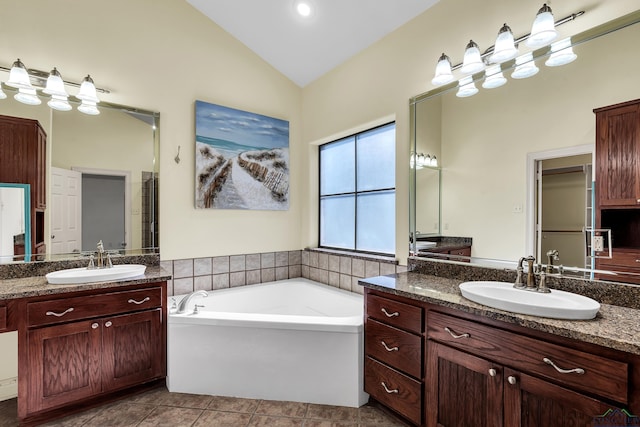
[88,240,113,269]
[514,257,526,289]
[176,290,208,314]
[546,249,560,273]
[514,255,551,293]
[525,256,537,289]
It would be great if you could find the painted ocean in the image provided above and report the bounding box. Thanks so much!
[196,135,269,159]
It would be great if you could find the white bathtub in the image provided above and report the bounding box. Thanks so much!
[167,278,368,407]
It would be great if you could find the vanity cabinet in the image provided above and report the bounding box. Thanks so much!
[0,114,47,255]
[18,282,166,422]
[364,291,424,425]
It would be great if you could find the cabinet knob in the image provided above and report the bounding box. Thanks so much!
[105,321,113,328]
[637,199,640,204]
[91,323,99,329]
[488,368,497,377]
[507,376,517,385]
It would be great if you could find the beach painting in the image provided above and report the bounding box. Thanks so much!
[195,100,290,210]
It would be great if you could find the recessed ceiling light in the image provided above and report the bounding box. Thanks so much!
[296,1,312,17]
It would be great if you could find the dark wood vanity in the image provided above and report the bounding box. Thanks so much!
[0,269,169,426]
[362,274,640,427]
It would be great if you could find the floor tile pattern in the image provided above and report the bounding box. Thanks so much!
[0,387,410,426]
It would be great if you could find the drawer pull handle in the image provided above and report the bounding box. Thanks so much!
[381,382,399,394]
[45,307,74,317]
[381,341,399,352]
[543,357,585,375]
[488,368,497,377]
[128,297,150,305]
[381,308,399,318]
[507,376,517,385]
[105,321,113,328]
[91,322,99,329]
[444,327,470,339]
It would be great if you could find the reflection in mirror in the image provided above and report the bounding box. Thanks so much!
[0,183,31,263]
[410,10,640,281]
[0,87,160,263]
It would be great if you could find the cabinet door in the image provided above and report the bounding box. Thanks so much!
[26,319,101,413]
[426,342,503,427]
[101,309,163,392]
[596,103,640,206]
[503,368,619,427]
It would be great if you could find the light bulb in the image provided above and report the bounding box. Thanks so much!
[512,53,539,79]
[461,40,485,75]
[482,65,507,89]
[456,76,478,98]
[545,38,577,67]
[526,4,557,48]
[431,53,454,86]
[490,24,518,64]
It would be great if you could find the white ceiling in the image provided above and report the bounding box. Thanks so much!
[187,0,440,87]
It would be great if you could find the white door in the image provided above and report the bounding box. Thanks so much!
[50,167,82,254]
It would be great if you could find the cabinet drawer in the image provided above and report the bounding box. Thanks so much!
[365,357,422,425]
[366,319,422,379]
[0,304,6,330]
[596,249,640,269]
[427,311,629,404]
[367,294,422,334]
[28,287,162,327]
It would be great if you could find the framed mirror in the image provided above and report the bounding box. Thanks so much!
[410,9,640,279]
[0,88,160,263]
[0,183,31,263]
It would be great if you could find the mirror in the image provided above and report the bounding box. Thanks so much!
[0,183,30,262]
[0,89,159,263]
[410,10,640,278]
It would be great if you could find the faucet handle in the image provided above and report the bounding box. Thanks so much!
[87,254,95,270]
[537,271,551,293]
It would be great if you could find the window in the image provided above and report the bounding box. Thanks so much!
[319,122,396,255]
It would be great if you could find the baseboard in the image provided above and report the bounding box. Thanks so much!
[0,377,17,401]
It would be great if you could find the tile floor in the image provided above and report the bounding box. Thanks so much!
[0,387,410,427]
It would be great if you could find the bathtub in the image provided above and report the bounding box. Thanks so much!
[167,278,368,407]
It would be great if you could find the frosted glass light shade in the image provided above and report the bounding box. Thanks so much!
[490,24,518,63]
[6,59,34,90]
[545,38,577,66]
[512,53,539,79]
[48,95,72,111]
[456,76,478,98]
[14,87,41,105]
[78,100,100,115]
[431,53,454,86]
[76,75,100,104]
[0,86,6,100]
[526,4,557,48]
[43,68,69,98]
[482,65,507,89]
[461,40,485,75]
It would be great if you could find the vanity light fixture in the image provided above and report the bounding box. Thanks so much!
[431,53,454,86]
[545,38,577,67]
[526,4,557,48]
[411,152,439,169]
[0,60,108,114]
[482,65,507,89]
[511,53,539,79]
[460,40,485,75]
[456,76,479,98]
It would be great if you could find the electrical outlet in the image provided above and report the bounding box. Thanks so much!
[593,235,604,252]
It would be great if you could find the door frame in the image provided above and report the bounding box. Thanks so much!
[525,144,593,257]
[72,167,132,251]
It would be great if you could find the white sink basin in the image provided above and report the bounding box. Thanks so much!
[46,264,147,285]
[459,281,600,320]
[416,241,437,250]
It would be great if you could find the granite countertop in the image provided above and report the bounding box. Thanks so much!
[359,272,640,356]
[0,265,172,301]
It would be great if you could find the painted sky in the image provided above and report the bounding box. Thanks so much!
[195,100,289,149]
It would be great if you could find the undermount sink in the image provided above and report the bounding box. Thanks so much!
[459,281,600,320]
[46,264,147,285]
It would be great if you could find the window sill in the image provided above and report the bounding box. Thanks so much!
[306,247,398,264]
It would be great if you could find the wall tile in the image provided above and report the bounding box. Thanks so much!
[173,278,194,295]
[380,262,396,276]
[230,255,246,272]
[247,269,261,285]
[301,265,310,279]
[339,274,351,291]
[317,268,329,284]
[166,279,174,296]
[276,266,289,281]
[261,252,275,269]
[318,253,329,270]
[194,258,212,276]
[309,267,320,282]
[246,254,261,270]
[328,255,340,272]
[289,264,301,278]
[301,250,309,266]
[365,261,380,278]
[352,259,365,278]
[213,273,230,289]
[351,278,364,295]
[262,268,276,283]
[173,259,193,278]
[160,260,173,275]
[289,250,302,265]
[230,271,246,287]
[328,271,340,287]
[396,265,408,273]
[212,256,230,274]
[194,275,212,291]
[275,251,289,267]
[339,257,352,275]
[308,251,319,268]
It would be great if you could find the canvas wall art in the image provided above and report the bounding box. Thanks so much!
[195,100,290,210]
